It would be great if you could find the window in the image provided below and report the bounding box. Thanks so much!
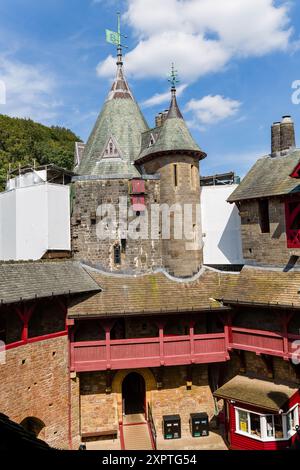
[235,405,299,442]
[173,164,178,188]
[114,244,121,265]
[258,199,270,233]
[237,409,249,434]
[285,198,300,248]
[286,407,298,435]
[250,413,261,438]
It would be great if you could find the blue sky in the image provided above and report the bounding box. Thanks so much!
[0,0,300,176]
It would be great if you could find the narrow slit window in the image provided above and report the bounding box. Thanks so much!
[114,244,121,265]
[174,164,178,188]
[258,200,270,233]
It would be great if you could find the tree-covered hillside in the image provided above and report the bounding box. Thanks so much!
[0,114,80,187]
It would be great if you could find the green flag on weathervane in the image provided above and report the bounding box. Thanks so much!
[105,29,120,46]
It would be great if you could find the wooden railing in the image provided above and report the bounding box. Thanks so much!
[230,327,300,360]
[147,403,157,450]
[70,332,228,372]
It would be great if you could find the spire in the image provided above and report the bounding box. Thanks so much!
[77,14,149,177]
[135,63,206,163]
[105,12,132,101]
[167,63,183,119]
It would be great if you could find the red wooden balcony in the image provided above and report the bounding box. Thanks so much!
[230,327,300,360]
[70,332,228,372]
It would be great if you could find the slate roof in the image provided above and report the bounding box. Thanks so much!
[0,261,101,305]
[68,268,234,318]
[228,150,300,202]
[77,64,148,177]
[136,92,206,163]
[214,375,298,412]
[218,265,300,308]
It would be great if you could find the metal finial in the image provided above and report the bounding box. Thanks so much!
[168,63,180,90]
[105,12,128,66]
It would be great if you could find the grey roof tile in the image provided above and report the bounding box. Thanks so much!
[228,150,300,202]
[0,261,101,304]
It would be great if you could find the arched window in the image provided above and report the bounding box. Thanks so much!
[20,417,46,439]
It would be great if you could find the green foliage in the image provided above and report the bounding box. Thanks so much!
[0,114,80,188]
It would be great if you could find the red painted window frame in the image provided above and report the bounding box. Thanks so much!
[131,195,146,212]
[131,179,145,194]
[285,196,300,248]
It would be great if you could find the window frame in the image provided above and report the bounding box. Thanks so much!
[234,405,299,442]
[285,197,300,248]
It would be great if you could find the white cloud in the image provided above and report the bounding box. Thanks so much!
[142,83,188,108]
[0,56,61,122]
[185,94,241,125]
[97,0,293,81]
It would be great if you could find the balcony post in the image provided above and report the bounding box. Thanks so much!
[281,311,295,360]
[156,320,166,366]
[189,320,195,363]
[102,320,114,370]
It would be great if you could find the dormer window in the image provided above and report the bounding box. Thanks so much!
[102,137,121,159]
[148,133,155,147]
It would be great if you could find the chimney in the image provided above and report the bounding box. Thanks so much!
[271,122,281,155]
[155,109,169,128]
[280,115,296,153]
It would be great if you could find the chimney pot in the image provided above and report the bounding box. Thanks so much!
[280,115,295,153]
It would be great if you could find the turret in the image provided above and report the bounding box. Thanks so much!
[135,66,206,278]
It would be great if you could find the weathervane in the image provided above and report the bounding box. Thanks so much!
[105,12,128,65]
[168,63,180,91]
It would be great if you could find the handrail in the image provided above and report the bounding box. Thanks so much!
[147,403,157,450]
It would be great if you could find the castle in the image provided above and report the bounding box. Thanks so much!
[0,46,300,451]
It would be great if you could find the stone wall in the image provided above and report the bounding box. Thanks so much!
[225,351,300,385]
[143,155,203,278]
[80,371,119,436]
[78,365,215,440]
[0,336,74,449]
[151,365,215,437]
[239,198,300,266]
[71,178,162,273]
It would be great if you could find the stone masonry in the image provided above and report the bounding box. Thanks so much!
[239,197,300,266]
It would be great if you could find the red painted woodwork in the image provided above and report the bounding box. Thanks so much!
[5,331,68,351]
[3,299,68,351]
[285,197,300,248]
[70,333,228,372]
[226,390,300,450]
[131,195,145,211]
[290,162,300,178]
[230,326,300,360]
[131,179,145,194]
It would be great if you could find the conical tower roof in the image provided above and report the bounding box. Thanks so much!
[136,87,206,163]
[77,59,149,177]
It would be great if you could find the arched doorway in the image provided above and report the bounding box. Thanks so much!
[122,372,146,416]
[20,417,46,439]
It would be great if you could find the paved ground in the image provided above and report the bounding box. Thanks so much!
[85,429,227,451]
[157,430,228,450]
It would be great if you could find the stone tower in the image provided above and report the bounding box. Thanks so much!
[71,50,162,272]
[135,84,207,278]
